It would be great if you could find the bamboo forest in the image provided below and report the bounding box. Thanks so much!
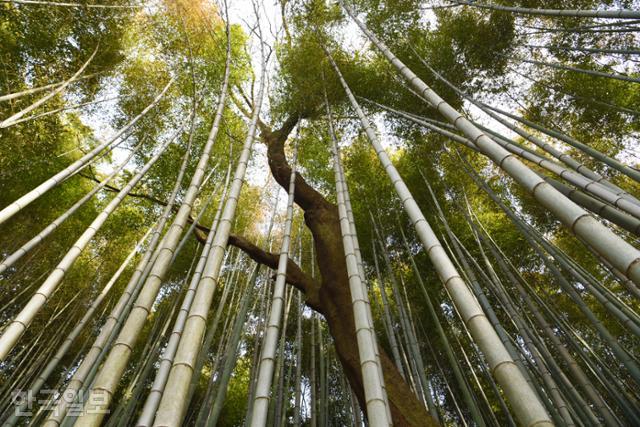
[1,0,640,425]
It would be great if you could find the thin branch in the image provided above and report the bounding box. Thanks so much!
[193,229,321,308]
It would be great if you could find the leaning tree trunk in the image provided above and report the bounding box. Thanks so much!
[228,112,436,426]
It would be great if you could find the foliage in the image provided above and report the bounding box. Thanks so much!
[0,0,639,425]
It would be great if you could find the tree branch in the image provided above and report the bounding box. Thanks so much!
[194,228,322,309]
[79,173,171,207]
[230,95,334,213]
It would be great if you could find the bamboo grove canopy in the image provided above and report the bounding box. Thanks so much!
[0,0,639,425]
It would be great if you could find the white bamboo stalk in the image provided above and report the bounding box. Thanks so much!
[375,101,640,234]
[397,105,640,219]
[0,81,67,103]
[244,189,284,427]
[339,0,640,288]
[371,240,405,378]
[338,145,393,424]
[520,57,640,83]
[250,142,298,426]
[0,73,98,102]
[43,192,175,426]
[413,59,637,201]
[292,292,303,427]
[372,217,436,417]
[481,101,640,182]
[0,45,99,128]
[150,48,266,427]
[245,271,273,427]
[3,225,152,426]
[275,296,294,427]
[325,96,391,426]
[40,100,199,425]
[0,77,174,226]
[521,19,640,31]
[525,44,640,55]
[72,48,232,426]
[135,164,232,427]
[0,143,139,275]
[0,135,173,361]
[489,134,640,218]
[170,166,220,264]
[204,263,260,427]
[451,0,640,19]
[326,43,552,427]
[317,317,327,427]
[326,86,393,423]
[310,316,318,427]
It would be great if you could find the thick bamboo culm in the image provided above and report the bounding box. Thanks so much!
[325,88,391,425]
[150,22,265,427]
[0,135,175,361]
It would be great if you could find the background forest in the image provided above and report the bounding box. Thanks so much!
[0,0,639,426]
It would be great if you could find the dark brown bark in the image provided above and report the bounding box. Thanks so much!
[221,113,438,426]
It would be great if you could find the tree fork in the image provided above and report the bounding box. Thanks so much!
[213,110,437,426]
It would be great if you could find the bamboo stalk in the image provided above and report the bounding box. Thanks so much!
[3,226,153,426]
[0,77,175,226]
[396,221,488,426]
[0,0,141,8]
[327,39,551,426]
[412,56,637,202]
[459,155,637,424]
[524,44,640,56]
[370,240,406,379]
[150,21,262,425]
[293,292,303,427]
[325,90,391,426]
[0,45,99,128]
[135,165,232,426]
[250,140,299,426]
[0,142,141,275]
[451,0,640,19]
[0,135,174,360]
[70,37,231,425]
[205,265,260,427]
[340,1,640,290]
[481,102,640,183]
[0,73,99,102]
